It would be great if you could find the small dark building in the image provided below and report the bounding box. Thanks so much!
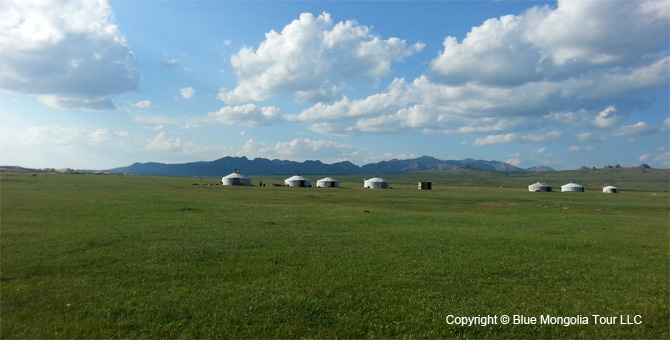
[418,181,432,190]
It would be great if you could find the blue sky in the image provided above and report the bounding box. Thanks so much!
[1,0,668,170]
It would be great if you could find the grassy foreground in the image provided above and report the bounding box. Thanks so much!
[1,173,668,339]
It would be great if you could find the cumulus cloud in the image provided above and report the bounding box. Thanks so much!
[431,0,669,85]
[218,12,423,104]
[574,132,594,142]
[272,138,355,159]
[37,95,115,111]
[506,153,523,167]
[146,132,181,151]
[653,152,670,167]
[180,87,195,99]
[238,138,360,163]
[291,51,666,135]
[163,59,178,68]
[207,104,280,127]
[88,128,110,145]
[131,100,152,108]
[9,125,86,145]
[473,131,561,146]
[566,145,594,152]
[0,0,139,110]
[208,1,668,141]
[473,133,518,146]
[611,122,653,137]
[592,106,620,129]
[543,110,589,125]
[521,130,562,142]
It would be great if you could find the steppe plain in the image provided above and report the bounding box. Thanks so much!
[1,168,668,338]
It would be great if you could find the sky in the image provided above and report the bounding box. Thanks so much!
[1,0,669,170]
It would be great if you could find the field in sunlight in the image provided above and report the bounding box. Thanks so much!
[2,173,668,338]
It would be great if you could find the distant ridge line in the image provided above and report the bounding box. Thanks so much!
[106,156,555,177]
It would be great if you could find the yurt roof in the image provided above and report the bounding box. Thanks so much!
[365,177,388,182]
[530,182,550,186]
[318,177,338,182]
[603,185,618,189]
[223,171,249,179]
[286,175,310,181]
[562,183,584,188]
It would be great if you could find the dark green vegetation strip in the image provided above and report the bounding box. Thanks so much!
[1,173,668,338]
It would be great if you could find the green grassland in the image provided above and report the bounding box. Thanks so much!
[1,171,668,338]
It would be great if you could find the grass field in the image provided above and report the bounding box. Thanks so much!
[1,172,668,338]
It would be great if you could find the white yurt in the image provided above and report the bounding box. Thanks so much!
[284,175,311,187]
[364,177,389,189]
[603,185,619,193]
[528,182,553,192]
[316,177,340,188]
[221,170,252,186]
[561,183,585,192]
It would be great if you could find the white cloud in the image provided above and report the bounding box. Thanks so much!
[19,125,86,145]
[272,138,354,159]
[592,105,620,129]
[218,12,423,104]
[146,132,181,151]
[611,122,653,137]
[163,59,178,68]
[525,0,669,67]
[131,115,179,126]
[0,123,239,169]
[506,153,522,167]
[291,53,666,135]
[432,15,542,86]
[207,104,280,127]
[543,110,589,125]
[88,128,110,145]
[521,130,562,142]
[574,132,594,142]
[653,152,670,167]
[148,125,165,131]
[131,100,152,108]
[348,105,431,133]
[37,95,116,111]
[424,117,525,135]
[473,131,561,146]
[474,133,518,146]
[0,0,139,110]
[431,0,670,85]
[238,138,361,164]
[567,145,595,152]
[224,1,667,136]
[180,87,195,99]
[638,154,652,162]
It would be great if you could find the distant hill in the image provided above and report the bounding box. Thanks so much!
[107,156,554,177]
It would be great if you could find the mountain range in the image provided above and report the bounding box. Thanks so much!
[107,156,554,177]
